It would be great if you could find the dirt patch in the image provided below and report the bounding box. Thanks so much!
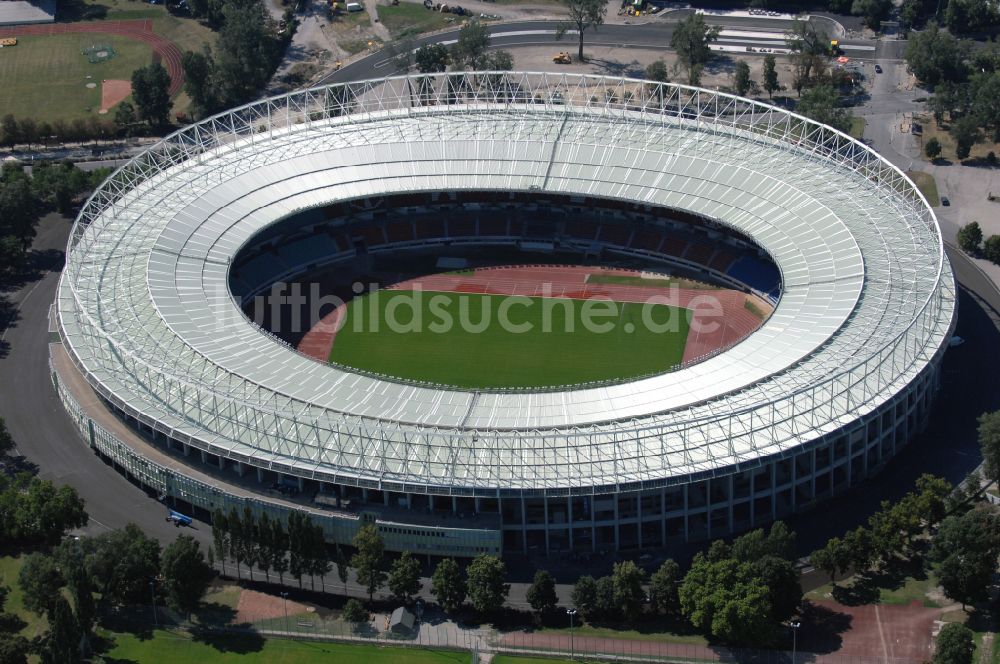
[235,588,310,623]
[100,79,131,112]
[800,599,940,663]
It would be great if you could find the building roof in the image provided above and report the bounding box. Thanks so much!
[58,72,955,494]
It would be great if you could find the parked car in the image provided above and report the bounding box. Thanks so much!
[874,64,883,74]
[941,196,950,206]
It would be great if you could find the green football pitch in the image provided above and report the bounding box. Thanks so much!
[329,291,691,388]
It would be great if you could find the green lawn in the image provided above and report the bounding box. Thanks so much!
[537,623,708,645]
[376,3,462,39]
[849,116,866,140]
[329,290,691,388]
[906,170,941,207]
[105,631,471,663]
[493,657,578,664]
[0,33,154,123]
[0,555,48,641]
[806,570,941,608]
[586,273,716,290]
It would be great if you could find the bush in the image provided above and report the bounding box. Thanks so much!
[925,137,942,160]
[957,222,983,254]
[933,622,974,664]
[984,235,1000,264]
[342,598,367,624]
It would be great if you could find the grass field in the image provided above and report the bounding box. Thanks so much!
[538,623,708,645]
[906,170,941,207]
[0,34,153,123]
[376,4,463,39]
[105,631,472,663]
[586,274,716,290]
[849,116,866,140]
[0,555,48,641]
[329,291,691,388]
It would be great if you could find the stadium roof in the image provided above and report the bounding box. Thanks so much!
[58,72,955,493]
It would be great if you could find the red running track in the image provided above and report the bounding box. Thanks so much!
[0,19,185,96]
[297,265,772,367]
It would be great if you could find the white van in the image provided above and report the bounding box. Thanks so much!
[346,2,363,11]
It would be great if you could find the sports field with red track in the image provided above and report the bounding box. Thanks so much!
[0,19,184,96]
[298,266,771,389]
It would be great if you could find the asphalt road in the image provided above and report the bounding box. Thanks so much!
[320,15,879,85]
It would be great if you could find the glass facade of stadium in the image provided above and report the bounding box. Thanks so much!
[53,73,957,559]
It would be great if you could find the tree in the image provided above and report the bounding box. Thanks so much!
[679,554,774,645]
[755,556,801,622]
[161,535,214,614]
[796,85,852,133]
[287,511,306,587]
[0,419,14,457]
[979,411,1000,481]
[131,63,173,127]
[17,553,63,617]
[181,49,219,118]
[671,13,721,86]
[85,523,161,607]
[985,236,1000,264]
[526,570,558,617]
[213,0,282,107]
[922,136,945,162]
[113,101,137,138]
[431,558,466,614]
[56,539,95,659]
[557,0,607,62]
[0,585,29,664]
[351,524,386,603]
[306,524,331,592]
[950,115,981,159]
[482,50,514,71]
[649,559,681,616]
[335,546,349,594]
[452,20,491,70]
[0,177,40,254]
[646,59,669,83]
[734,60,753,97]
[811,537,850,584]
[342,598,367,626]
[762,54,780,98]
[466,554,509,615]
[254,512,273,583]
[571,575,599,620]
[594,575,616,618]
[935,623,975,664]
[731,522,796,562]
[0,115,18,147]
[39,596,80,664]
[611,560,646,621]
[388,551,422,603]
[905,24,969,87]
[415,43,449,73]
[211,508,228,576]
[944,0,1000,35]
[786,18,828,93]
[931,507,1000,607]
[270,518,289,585]
[852,0,892,30]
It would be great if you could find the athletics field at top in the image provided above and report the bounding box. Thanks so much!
[329,290,692,389]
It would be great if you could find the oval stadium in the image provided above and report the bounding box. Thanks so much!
[52,72,957,558]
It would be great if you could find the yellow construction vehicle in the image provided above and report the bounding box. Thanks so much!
[553,52,571,64]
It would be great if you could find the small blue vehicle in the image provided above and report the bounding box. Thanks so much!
[166,509,193,527]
